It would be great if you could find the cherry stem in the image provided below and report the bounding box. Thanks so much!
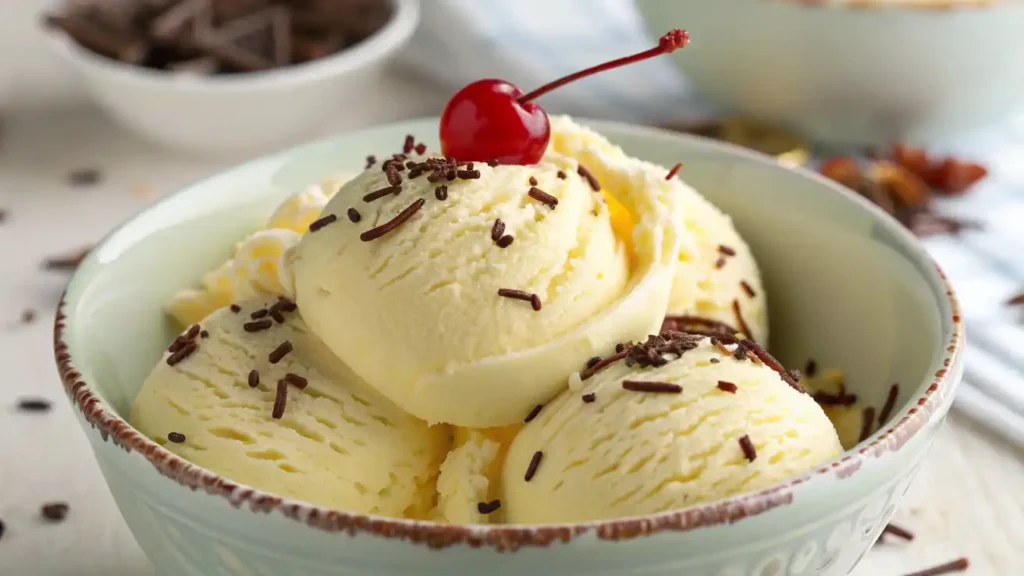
[517,29,690,104]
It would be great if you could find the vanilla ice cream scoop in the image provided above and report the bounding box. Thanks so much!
[502,333,841,523]
[289,118,685,427]
[131,297,450,519]
[548,117,768,344]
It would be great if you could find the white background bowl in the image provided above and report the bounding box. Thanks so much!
[637,0,1024,146]
[43,0,420,155]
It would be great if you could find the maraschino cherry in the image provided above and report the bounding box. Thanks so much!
[439,29,690,165]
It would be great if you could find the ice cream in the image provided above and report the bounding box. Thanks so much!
[501,332,842,523]
[131,297,450,518]
[288,117,685,427]
[548,117,768,344]
[166,174,353,328]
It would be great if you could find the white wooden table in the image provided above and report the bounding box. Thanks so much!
[0,74,1021,576]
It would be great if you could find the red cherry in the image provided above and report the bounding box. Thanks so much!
[439,29,690,165]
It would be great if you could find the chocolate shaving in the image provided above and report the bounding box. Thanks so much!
[859,406,876,442]
[243,319,273,332]
[812,391,858,406]
[268,341,292,364]
[717,381,738,394]
[167,432,186,443]
[283,373,307,389]
[622,380,682,394]
[577,164,600,191]
[661,315,739,337]
[360,198,424,242]
[524,451,543,482]
[902,558,969,576]
[497,288,542,311]
[736,338,804,393]
[523,404,543,423]
[362,185,402,203]
[879,383,900,425]
[882,523,915,542]
[580,350,629,381]
[738,435,757,462]
[477,500,501,515]
[527,187,558,209]
[732,300,754,340]
[347,208,361,223]
[272,379,288,419]
[248,369,259,388]
[308,214,337,232]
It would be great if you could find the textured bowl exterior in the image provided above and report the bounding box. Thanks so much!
[637,0,1024,146]
[43,0,420,154]
[55,118,963,576]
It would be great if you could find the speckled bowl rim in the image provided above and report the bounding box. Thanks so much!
[53,118,964,552]
[780,0,1003,10]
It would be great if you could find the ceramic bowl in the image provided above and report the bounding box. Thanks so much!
[54,118,963,576]
[43,0,420,155]
[636,0,1024,146]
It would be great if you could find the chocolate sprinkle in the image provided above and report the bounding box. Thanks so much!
[738,435,757,462]
[167,432,186,443]
[524,404,543,423]
[43,246,91,271]
[268,341,293,364]
[347,208,361,223]
[456,169,481,180]
[365,155,377,169]
[732,300,754,340]
[272,380,288,419]
[859,406,876,442]
[186,324,201,339]
[528,186,558,209]
[882,523,915,541]
[524,451,543,482]
[385,165,402,187]
[577,164,600,191]
[434,185,448,201]
[580,350,629,381]
[714,257,727,270]
[497,288,542,311]
[0,519,5,540]
[284,373,308,389]
[403,135,414,155]
[415,143,427,155]
[586,356,602,368]
[487,159,500,167]
[477,500,501,515]
[623,380,683,394]
[230,304,242,313]
[528,176,538,186]
[812,391,858,406]
[497,235,515,248]
[69,168,101,187]
[717,381,738,394]
[902,558,969,576]
[360,198,425,241]
[17,398,52,412]
[879,383,900,425]
[166,341,198,366]
[709,358,720,364]
[491,219,506,242]
[309,214,338,232]
[41,503,69,522]
[277,298,297,313]
[804,359,817,378]
[248,369,259,388]
[243,319,273,332]
[661,315,740,338]
[666,162,682,180]
[718,245,737,256]
[557,170,567,180]
[20,309,36,324]
[740,281,756,298]
[250,309,269,319]
[363,185,402,203]
[582,392,596,403]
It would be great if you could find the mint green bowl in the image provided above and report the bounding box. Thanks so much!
[54,118,963,576]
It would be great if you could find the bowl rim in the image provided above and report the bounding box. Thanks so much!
[53,117,965,551]
[43,0,420,92]
[780,0,1002,10]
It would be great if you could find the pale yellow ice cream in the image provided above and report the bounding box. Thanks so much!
[166,174,353,328]
[434,430,502,524]
[502,333,841,523]
[548,117,768,344]
[289,117,685,427]
[131,297,450,518]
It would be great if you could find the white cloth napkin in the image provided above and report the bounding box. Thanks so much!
[397,0,1024,448]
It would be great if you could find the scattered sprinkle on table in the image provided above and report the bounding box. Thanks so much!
[901,558,969,576]
[309,214,337,232]
[477,500,501,515]
[497,288,542,311]
[738,435,757,462]
[41,502,70,522]
[360,198,424,242]
[68,168,101,187]
[167,432,186,443]
[20,309,36,324]
[17,398,52,412]
[882,523,915,542]
[524,404,543,423]
[622,380,682,394]
[0,208,7,224]
[43,246,92,271]
[717,381,738,394]
[524,451,543,482]
[268,341,293,364]
[0,518,5,540]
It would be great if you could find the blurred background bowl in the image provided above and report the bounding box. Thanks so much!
[637,0,1024,147]
[42,0,420,155]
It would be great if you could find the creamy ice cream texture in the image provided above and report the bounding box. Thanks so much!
[132,297,450,518]
[502,333,842,523]
[166,174,353,328]
[289,117,686,427]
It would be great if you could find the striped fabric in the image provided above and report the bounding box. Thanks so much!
[397,0,1024,446]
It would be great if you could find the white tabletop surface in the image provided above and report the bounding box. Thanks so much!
[0,72,1022,576]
